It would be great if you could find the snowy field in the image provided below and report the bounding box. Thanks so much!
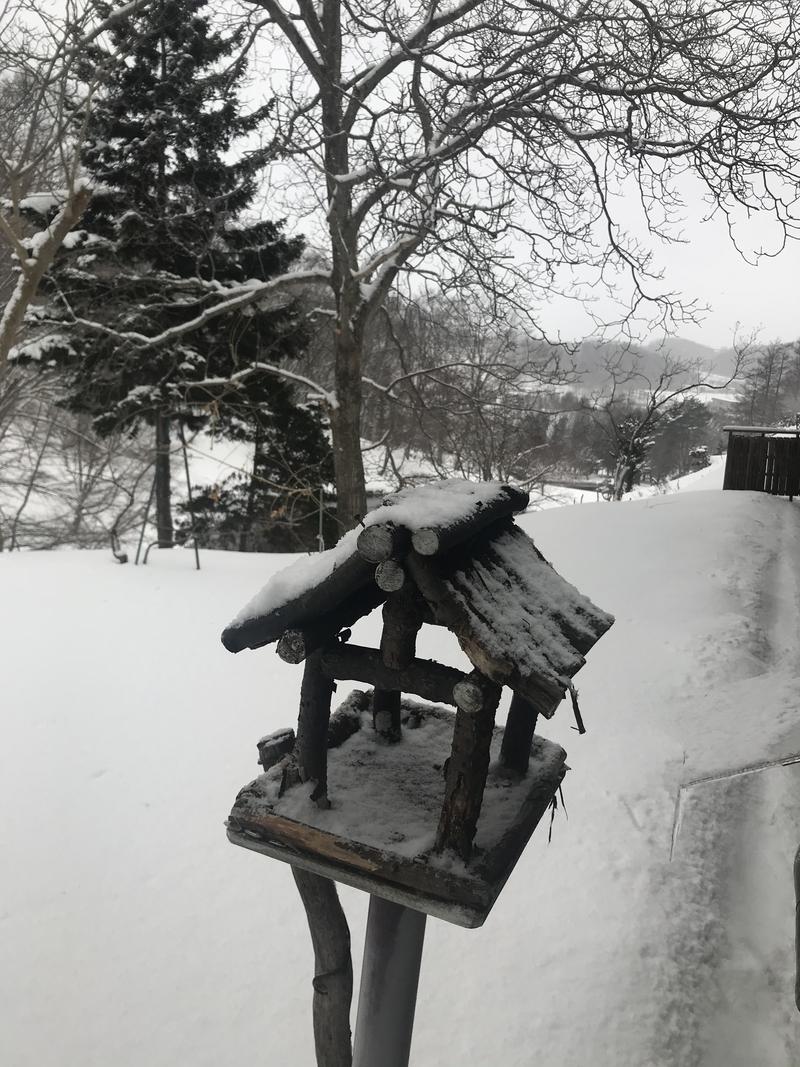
[3,459,800,1066]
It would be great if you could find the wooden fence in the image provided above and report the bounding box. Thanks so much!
[723,426,800,498]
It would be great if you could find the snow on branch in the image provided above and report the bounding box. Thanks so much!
[71,269,331,350]
[185,360,337,409]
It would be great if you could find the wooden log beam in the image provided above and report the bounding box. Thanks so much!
[222,551,377,653]
[275,582,387,664]
[292,867,354,1067]
[296,650,335,808]
[319,644,465,707]
[435,674,502,861]
[406,547,569,719]
[410,484,528,557]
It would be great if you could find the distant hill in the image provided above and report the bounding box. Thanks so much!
[568,336,739,393]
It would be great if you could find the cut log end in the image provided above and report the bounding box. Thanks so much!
[410,527,439,556]
[357,522,398,563]
[452,677,484,714]
[375,559,405,592]
[277,629,307,663]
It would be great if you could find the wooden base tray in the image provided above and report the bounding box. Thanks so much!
[227,692,567,928]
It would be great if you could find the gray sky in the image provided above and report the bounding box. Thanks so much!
[531,174,800,351]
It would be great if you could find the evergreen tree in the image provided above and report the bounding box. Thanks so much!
[16,0,330,547]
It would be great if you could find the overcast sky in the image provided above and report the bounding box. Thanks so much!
[526,167,800,352]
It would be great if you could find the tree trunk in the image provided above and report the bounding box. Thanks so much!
[331,335,367,533]
[240,424,262,552]
[155,410,173,547]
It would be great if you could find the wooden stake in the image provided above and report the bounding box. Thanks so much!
[292,867,353,1067]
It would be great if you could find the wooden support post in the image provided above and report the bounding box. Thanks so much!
[370,588,428,742]
[381,587,426,670]
[296,649,335,807]
[499,693,538,774]
[373,689,402,742]
[292,867,354,1067]
[435,673,501,861]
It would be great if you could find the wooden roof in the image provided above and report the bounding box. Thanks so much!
[222,479,613,715]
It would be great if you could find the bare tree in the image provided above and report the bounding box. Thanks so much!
[589,342,748,499]
[19,0,800,529]
[355,297,560,487]
[0,369,154,550]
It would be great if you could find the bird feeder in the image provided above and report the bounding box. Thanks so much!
[223,480,614,928]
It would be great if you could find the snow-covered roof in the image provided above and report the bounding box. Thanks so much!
[222,479,614,713]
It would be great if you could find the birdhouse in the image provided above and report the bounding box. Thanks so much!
[223,480,613,928]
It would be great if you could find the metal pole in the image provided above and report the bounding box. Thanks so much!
[352,895,427,1067]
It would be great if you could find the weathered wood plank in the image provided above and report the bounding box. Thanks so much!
[227,729,568,928]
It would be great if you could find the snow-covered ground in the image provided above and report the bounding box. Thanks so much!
[3,460,800,1066]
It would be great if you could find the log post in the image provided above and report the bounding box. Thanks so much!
[499,693,539,774]
[292,867,353,1067]
[295,649,335,807]
[373,689,402,742]
[371,588,428,742]
[435,673,501,861]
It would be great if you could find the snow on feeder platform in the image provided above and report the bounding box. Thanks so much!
[223,480,614,928]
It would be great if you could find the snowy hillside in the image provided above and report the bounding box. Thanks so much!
[3,470,800,1066]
